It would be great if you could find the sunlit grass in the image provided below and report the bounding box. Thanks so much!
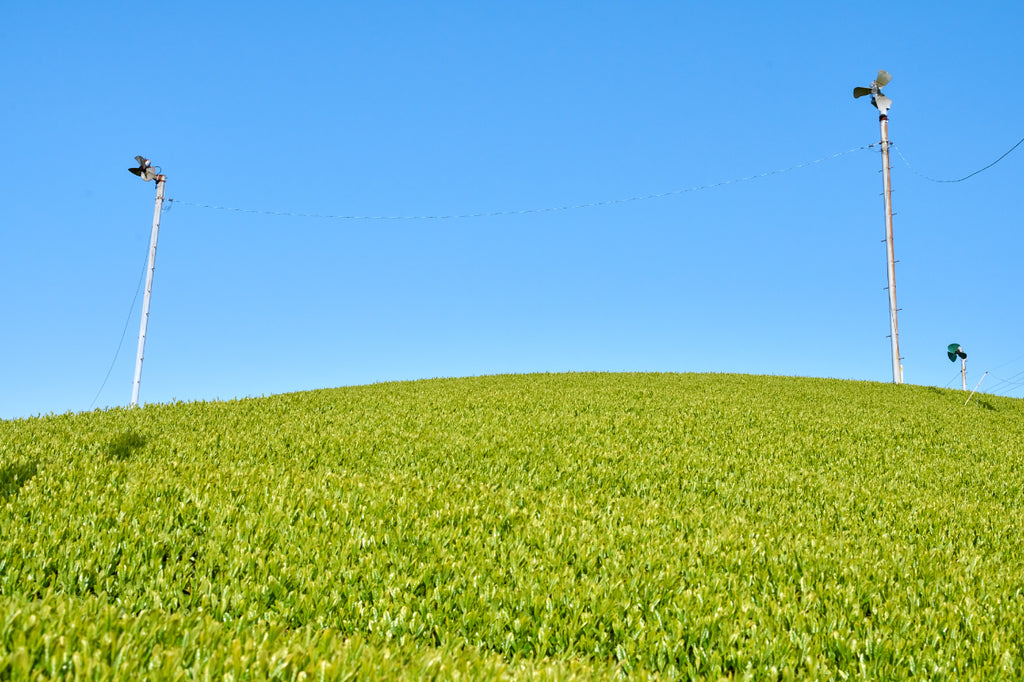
[2,373,1022,679]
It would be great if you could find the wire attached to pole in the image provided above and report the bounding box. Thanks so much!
[164,144,876,221]
[89,252,149,410]
[892,136,1024,183]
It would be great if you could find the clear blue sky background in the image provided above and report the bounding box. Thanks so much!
[3,2,1022,420]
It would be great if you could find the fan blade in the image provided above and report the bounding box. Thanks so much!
[853,86,872,98]
[129,167,143,177]
[872,93,893,114]
[135,155,148,166]
[875,70,892,87]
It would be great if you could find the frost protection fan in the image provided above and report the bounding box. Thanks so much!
[129,155,160,182]
[853,69,893,115]
[948,343,968,391]
[947,343,967,362]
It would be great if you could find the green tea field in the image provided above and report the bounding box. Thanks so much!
[2,373,1023,679]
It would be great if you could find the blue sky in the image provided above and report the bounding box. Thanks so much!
[3,2,1022,419]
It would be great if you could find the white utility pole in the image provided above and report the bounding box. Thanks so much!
[129,157,167,407]
[879,114,902,384]
[854,70,901,384]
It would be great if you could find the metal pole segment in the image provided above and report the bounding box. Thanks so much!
[961,358,967,391]
[879,115,901,384]
[131,175,166,407]
[964,371,988,406]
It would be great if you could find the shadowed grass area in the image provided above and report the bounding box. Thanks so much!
[104,429,147,461]
[0,460,37,501]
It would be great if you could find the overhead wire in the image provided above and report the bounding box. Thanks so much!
[108,138,1024,403]
[88,250,150,410]
[164,143,876,221]
[989,352,1024,373]
[892,135,1024,183]
[973,354,1024,397]
[986,368,1024,395]
[940,367,1024,398]
[893,134,1023,400]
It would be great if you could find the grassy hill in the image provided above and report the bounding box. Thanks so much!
[2,372,1023,679]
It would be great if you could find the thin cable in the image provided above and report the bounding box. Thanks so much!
[88,251,149,410]
[988,368,1024,390]
[978,356,1024,397]
[892,136,1024,183]
[986,377,1024,398]
[979,366,1024,398]
[986,379,1019,396]
[165,144,875,221]
[989,352,1024,373]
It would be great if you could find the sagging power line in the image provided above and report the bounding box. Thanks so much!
[893,136,1024,183]
[164,144,876,221]
[104,117,1023,408]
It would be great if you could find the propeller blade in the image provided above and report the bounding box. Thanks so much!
[872,93,893,114]
[129,155,159,180]
[853,86,872,99]
[875,70,892,87]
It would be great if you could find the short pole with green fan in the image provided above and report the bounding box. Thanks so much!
[947,343,967,391]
